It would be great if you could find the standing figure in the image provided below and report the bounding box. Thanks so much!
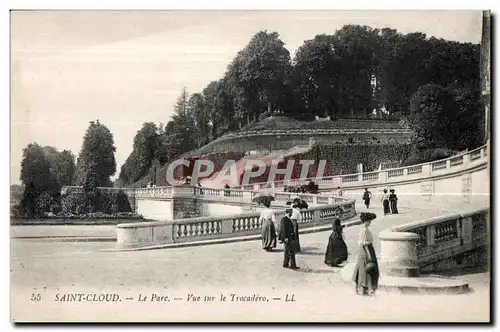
[362,188,372,209]
[259,200,277,251]
[291,201,302,253]
[389,189,399,214]
[324,218,348,267]
[381,189,390,215]
[351,213,380,296]
[279,208,299,269]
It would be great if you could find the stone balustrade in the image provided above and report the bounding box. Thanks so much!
[237,144,488,191]
[116,199,356,249]
[61,143,488,220]
[379,208,489,277]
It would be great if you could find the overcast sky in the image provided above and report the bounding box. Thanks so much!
[10,10,483,185]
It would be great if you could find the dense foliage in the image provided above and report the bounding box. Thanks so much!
[16,121,121,219]
[74,120,117,187]
[117,26,482,186]
[18,143,76,218]
[14,24,485,219]
[61,190,132,216]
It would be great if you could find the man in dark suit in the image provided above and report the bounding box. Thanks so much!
[279,208,299,270]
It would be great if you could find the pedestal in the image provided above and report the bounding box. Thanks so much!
[379,231,420,277]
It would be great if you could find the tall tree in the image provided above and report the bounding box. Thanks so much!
[118,122,160,185]
[409,84,458,150]
[74,120,117,187]
[239,31,293,118]
[53,150,76,186]
[19,143,58,217]
[333,25,381,118]
[187,93,211,147]
[293,34,342,119]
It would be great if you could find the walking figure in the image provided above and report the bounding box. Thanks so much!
[290,201,302,253]
[352,212,379,296]
[363,188,372,208]
[381,189,390,215]
[324,218,348,267]
[259,200,277,251]
[279,208,299,270]
[389,189,399,214]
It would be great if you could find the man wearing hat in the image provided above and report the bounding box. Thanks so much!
[279,207,299,270]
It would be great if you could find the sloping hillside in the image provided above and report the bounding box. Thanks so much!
[131,116,410,188]
[238,116,407,131]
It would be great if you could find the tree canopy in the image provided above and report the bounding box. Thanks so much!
[74,120,117,187]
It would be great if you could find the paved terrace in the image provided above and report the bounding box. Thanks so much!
[11,202,489,322]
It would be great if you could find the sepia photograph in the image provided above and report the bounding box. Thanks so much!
[9,9,491,322]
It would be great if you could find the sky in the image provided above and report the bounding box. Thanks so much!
[10,10,484,185]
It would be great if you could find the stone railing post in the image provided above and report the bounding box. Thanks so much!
[426,225,436,246]
[221,218,234,234]
[446,159,451,169]
[312,209,321,224]
[403,168,408,176]
[382,170,388,184]
[422,164,432,176]
[379,231,420,277]
[463,153,471,167]
[242,191,253,203]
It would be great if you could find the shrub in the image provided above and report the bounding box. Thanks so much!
[35,192,53,216]
[52,203,62,215]
[10,204,22,218]
[114,190,132,213]
[96,191,114,214]
[61,192,87,215]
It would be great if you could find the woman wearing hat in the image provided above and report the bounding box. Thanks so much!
[351,212,379,296]
[259,199,277,251]
[324,218,348,267]
[389,189,399,214]
[381,189,390,215]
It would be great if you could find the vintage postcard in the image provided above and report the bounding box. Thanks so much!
[10,9,491,322]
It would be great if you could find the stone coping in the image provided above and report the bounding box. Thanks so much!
[379,231,419,241]
[391,207,489,232]
[245,144,488,188]
[106,215,363,252]
[12,236,116,242]
[117,200,355,229]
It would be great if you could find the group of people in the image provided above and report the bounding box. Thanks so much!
[259,199,301,269]
[283,181,319,194]
[380,188,399,215]
[258,199,380,296]
[363,188,399,215]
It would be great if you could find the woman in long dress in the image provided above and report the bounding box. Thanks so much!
[351,213,380,296]
[260,200,277,251]
[381,189,390,215]
[389,189,399,214]
[324,218,348,267]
